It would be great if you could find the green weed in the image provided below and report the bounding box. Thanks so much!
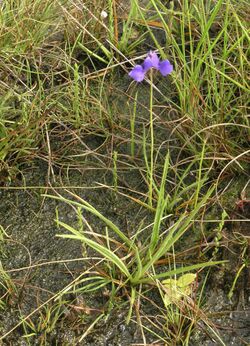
[44,153,225,324]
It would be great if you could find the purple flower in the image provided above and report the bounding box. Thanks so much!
[128,65,145,82]
[143,51,160,72]
[129,51,173,82]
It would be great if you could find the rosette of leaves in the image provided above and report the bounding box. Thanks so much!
[162,273,196,306]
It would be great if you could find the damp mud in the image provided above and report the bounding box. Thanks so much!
[0,152,249,345]
[0,159,151,345]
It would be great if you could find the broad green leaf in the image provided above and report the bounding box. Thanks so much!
[162,278,176,287]
[162,273,196,306]
[177,273,196,288]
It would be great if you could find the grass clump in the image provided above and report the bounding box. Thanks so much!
[44,152,224,330]
[137,0,249,160]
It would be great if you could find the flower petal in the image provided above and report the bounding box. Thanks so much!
[148,51,160,68]
[129,65,145,82]
[143,51,160,72]
[158,60,173,76]
[142,57,153,72]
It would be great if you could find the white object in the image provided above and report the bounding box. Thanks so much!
[101,10,108,19]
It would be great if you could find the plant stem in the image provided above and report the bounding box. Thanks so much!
[149,70,154,207]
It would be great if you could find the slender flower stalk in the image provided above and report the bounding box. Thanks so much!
[129,51,173,207]
[149,69,154,207]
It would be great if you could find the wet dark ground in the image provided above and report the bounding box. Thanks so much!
[0,161,148,345]
[0,156,249,345]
